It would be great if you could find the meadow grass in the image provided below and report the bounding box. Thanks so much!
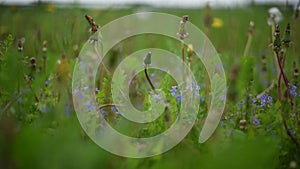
[0,3,300,169]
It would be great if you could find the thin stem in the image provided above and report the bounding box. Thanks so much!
[278,50,287,101]
[181,40,185,82]
[282,113,300,150]
[98,103,123,110]
[144,67,156,92]
[0,92,23,118]
[275,51,289,89]
[243,34,253,57]
[276,51,294,106]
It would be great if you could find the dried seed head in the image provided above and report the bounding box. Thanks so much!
[283,23,291,48]
[267,7,283,26]
[42,40,48,52]
[248,21,255,35]
[17,38,25,52]
[182,15,189,23]
[30,57,36,69]
[203,2,213,28]
[144,51,152,66]
[177,15,189,40]
[239,119,247,130]
[273,25,281,52]
[85,14,99,33]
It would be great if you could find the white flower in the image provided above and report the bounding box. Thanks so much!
[267,7,283,26]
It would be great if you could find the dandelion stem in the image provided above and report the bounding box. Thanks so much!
[144,67,156,92]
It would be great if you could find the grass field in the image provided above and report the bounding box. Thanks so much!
[0,2,300,169]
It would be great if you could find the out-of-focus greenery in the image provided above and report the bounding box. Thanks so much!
[0,2,300,169]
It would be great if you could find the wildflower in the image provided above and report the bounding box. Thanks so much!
[176,95,182,102]
[153,94,163,102]
[220,95,226,101]
[290,85,297,96]
[267,7,283,26]
[253,118,260,126]
[176,15,189,40]
[267,96,273,105]
[171,86,177,96]
[83,102,96,112]
[194,85,200,91]
[194,91,200,98]
[45,3,56,13]
[187,44,193,60]
[45,80,49,86]
[239,119,247,130]
[111,106,117,112]
[212,18,223,28]
[229,119,235,125]
[99,108,108,118]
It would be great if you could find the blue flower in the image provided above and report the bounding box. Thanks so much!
[176,95,182,102]
[111,106,117,112]
[45,80,49,86]
[290,85,297,96]
[194,91,200,98]
[83,102,96,112]
[201,97,205,102]
[260,94,267,101]
[17,97,23,103]
[95,88,99,93]
[194,85,200,91]
[267,96,273,105]
[73,88,80,95]
[220,95,226,101]
[252,99,257,104]
[99,108,108,118]
[253,118,260,126]
[171,86,177,97]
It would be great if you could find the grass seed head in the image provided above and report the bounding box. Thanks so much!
[273,24,281,52]
[282,23,291,48]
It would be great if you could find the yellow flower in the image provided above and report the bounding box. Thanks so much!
[212,17,223,28]
[45,3,56,13]
[187,44,193,55]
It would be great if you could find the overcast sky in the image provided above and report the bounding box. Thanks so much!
[0,0,298,7]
